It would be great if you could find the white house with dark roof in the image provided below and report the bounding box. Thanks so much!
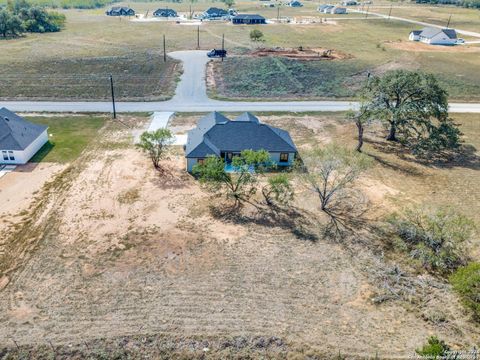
[409,27,458,45]
[106,6,135,16]
[185,112,297,172]
[0,108,48,165]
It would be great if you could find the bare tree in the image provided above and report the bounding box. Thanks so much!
[299,145,371,227]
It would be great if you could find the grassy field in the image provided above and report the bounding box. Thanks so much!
[0,1,479,100]
[29,115,106,163]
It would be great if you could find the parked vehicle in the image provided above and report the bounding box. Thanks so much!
[457,38,465,44]
[207,49,227,58]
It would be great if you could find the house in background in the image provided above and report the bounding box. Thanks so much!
[202,7,229,20]
[341,0,358,5]
[185,112,297,172]
[318,4,333,12]
[232,14,267,25]
[409,27,458,45]
[153,8,178,17]
[0,108,48,165]
[329,6,347,14]
[106,6,135,16]
[288,0,303,7]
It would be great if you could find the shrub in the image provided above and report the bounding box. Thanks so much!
[415,336,451,359]
[388,207,474,275]
[450,262,480,320]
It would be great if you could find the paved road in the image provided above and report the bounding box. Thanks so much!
[353,9,480,38]
[1,51,480,113]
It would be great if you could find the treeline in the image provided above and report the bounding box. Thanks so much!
[416,0,480,9]
[0,0,65,37]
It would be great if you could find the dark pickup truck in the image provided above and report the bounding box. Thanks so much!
[207,49,227,58]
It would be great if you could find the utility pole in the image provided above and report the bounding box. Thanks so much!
[189,4,192,19]
[365,5,369,19]
[388,5,392,19]
[197,26,200,49]
[277,6,280,21]
[109,74,116,119]
[446,14,452,28]
[163,34,166,62]
[221,33,225,62]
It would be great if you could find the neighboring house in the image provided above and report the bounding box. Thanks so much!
[106,6,135,16]
[153,8,178,17]
[0,108,48,165]
[318,4,333,12]
[341,0,357,5]
[232,14,267,24]
[409,27,458,45]
[329,6,347,13]
[202,7,229,19]
[288,0,303,7]
[185,112,297,172]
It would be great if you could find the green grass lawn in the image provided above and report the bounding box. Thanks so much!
[29,115,107,163]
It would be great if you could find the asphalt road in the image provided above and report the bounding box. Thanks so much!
[1,50,480,113]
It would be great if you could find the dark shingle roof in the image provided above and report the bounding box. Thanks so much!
[185,112,296,158]
[0,108,48,151]
[233,14,266,20]
[410,30,422,35]
[204,7,228,16]
[153,8,177,17]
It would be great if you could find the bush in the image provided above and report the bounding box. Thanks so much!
[415,336,451,359]
[388,207,474,275]
[450,262,480,320]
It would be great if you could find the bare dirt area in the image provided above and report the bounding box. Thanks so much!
[250,47,352,61]
[385,40,480,53]
[0,114,479,358]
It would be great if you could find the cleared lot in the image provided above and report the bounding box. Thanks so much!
[0,112,479,358]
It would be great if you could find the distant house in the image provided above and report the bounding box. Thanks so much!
[318,4,333,12]
[0,108,48,165]
[329,6,347,13]
[185,112,297,172]
[153,8,178,17]
[409,27,458,45]
[341,0,357,5]
[288,0,303,7]
[202,7,229,19]
[105,6,135,16]
[232,14,266,25]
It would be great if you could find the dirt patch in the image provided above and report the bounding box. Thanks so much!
[386,40,480,53]
[250,47,352,61]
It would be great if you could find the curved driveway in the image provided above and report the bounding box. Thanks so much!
[1,51,479,113]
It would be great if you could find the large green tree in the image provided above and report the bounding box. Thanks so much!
[0,9,24,38]
[361,70,460,154]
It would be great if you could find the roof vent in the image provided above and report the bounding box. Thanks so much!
[4,117,9,122]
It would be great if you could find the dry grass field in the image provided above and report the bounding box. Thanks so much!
[0,111,479,358]
[0,0,479,100]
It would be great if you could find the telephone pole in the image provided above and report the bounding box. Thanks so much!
[221,33,225,62]
[388,5,392,19]
[109,75,116,119]
[197,26,200,49]
[365,5,369,18]
[277,6,280,21]
[446,14,452,28]
[163,34,166,62]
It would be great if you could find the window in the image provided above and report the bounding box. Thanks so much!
[280,153,289,162]
[2,151,7,161]
[197,158,205,165]
[8,151,14,161]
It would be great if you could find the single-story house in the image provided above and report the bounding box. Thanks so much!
[202,7,229,19]
[288,0,303,7]
[409,27,458,45]
[318,4,333,12]
[329,6,347,14]
[232,14,266,24]
[153,8,178,17]
[0,108,48,165]
[106,6,135,16]
[185,112,297,172]
[341,0,357,5]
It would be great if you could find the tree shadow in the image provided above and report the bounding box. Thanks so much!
[209,202,319,242]
[149,164,191,190]
[364,137,480,171]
